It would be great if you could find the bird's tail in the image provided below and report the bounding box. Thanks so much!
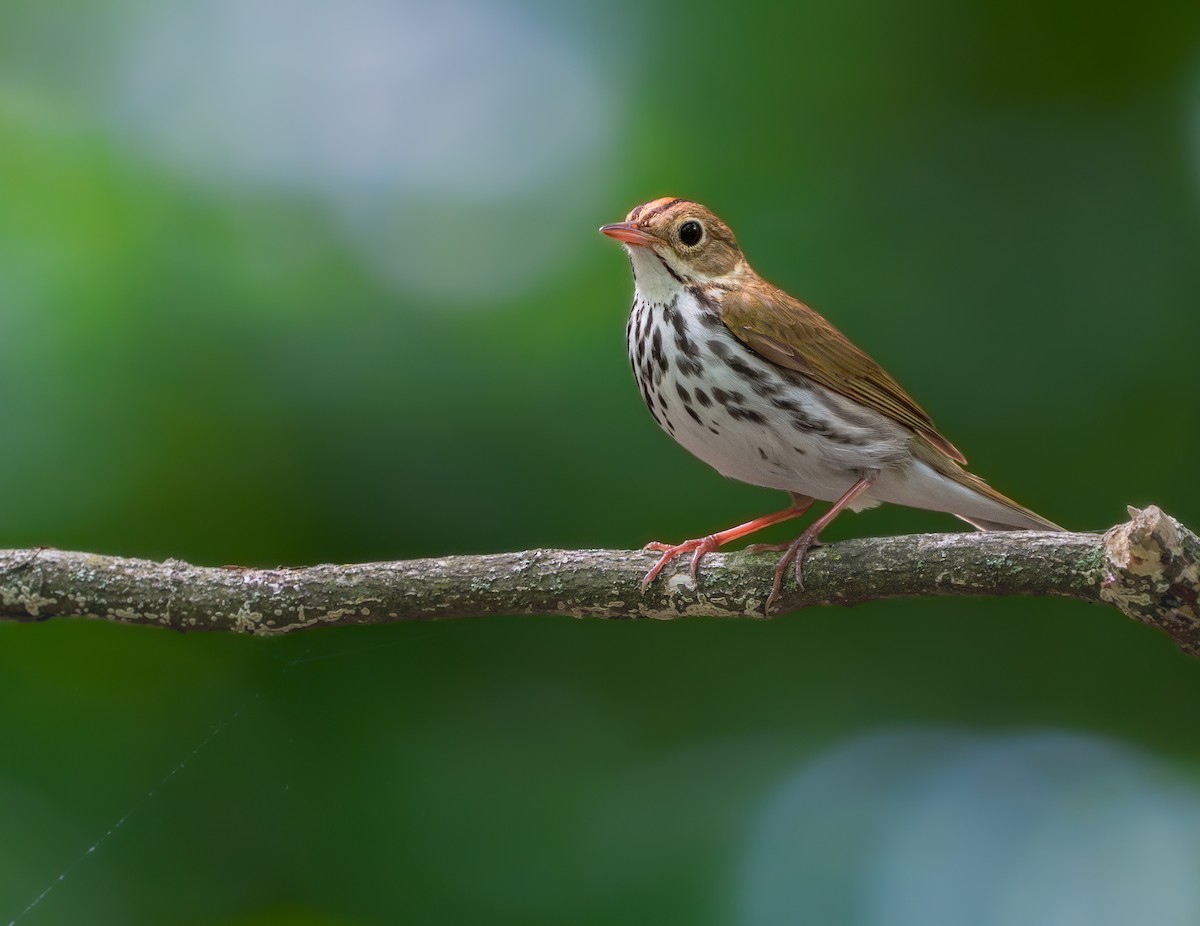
[956,509,1062,532]
[944,465,1062,531]
[878,441,1064,532]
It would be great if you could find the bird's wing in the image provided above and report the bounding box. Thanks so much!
[720,284,967,465]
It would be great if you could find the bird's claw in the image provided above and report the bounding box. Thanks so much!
[763,532,821,614]
[640,535,719,591]
[744,541,791,553]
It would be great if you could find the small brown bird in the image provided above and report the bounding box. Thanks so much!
[601,197,1062,609]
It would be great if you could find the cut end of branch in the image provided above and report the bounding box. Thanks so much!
[1101,506,1200,655]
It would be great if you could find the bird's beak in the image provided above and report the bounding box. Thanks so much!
[600,223,658,247]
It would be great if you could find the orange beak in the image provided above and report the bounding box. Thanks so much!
[599,223,658,247]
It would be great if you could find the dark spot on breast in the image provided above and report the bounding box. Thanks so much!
[724,354,765,381]
[665,301,684,336]
[675,383,690,403]
[829,429,868,446]
[631,311,647,366]
[693,388,712,407]
[651,327,667,373]
[635,374,653,407]
[706,338,732,359]
[689,286,722,314]
[787,415,866,446]
[757,447,768,460]
[712,388,745,407]
[685,405,703,425]
[677,356,703,377]
[727,407,766,424]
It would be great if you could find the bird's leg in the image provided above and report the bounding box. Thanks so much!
[642,494,815,592]
[766,476,876,612]
[743,494,818,552]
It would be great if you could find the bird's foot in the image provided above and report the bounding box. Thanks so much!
[764,531,823,613]
[641,535,720,591]
[744,541,791,553]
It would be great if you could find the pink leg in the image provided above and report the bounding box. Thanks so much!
[766,476,876,612]
[642,494,815,591]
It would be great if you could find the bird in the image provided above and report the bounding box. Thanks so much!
[600,197,1063,610]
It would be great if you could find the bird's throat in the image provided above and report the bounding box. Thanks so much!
[628,248,689,305]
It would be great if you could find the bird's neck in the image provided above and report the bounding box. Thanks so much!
[629,251,750,309]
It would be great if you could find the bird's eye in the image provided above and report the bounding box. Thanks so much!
[679,220,704,246]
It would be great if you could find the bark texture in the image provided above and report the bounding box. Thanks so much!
[0,506,1195,653]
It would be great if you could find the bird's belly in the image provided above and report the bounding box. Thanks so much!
[660,369,884,500]
[629,298,910,503]
[671,413,853,499]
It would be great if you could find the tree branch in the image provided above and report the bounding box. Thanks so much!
[1,506,1196,653]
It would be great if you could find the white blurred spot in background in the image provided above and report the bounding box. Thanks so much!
[739,728,1200,926]
[110,0,621,303]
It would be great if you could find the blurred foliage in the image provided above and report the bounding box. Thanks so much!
[1,0,1199,923]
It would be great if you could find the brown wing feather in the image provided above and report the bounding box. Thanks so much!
[720,284,968,465]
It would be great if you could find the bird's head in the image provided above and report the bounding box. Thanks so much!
[600,198,747,290]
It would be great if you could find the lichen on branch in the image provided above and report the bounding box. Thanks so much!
[0,507,1196,655]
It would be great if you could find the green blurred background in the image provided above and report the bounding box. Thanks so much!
[2,0,1199,923]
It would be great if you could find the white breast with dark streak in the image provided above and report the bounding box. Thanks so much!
[626,288,911,507]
